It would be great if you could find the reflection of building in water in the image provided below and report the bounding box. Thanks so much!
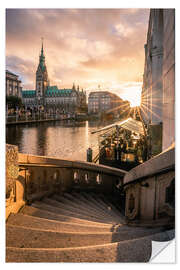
[35,123,49,156]
[21,40,86,112]
[141,9,175,154]
[6,125,23,148]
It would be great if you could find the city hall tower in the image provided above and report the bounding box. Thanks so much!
[36,39,49,106]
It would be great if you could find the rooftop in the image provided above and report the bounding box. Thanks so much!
[22,90,36,98]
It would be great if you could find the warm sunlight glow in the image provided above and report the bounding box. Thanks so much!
[119,86,142,107]
[130,96,141,107]
[6,9,149,91]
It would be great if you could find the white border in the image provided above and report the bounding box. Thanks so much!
[1,0,179,269]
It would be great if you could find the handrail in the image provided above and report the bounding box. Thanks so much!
[123,164,175,187]
[19,162,126,178]
[18,152,127,177]
[123,146,175,185]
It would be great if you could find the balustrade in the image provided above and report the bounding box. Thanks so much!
[6,145,175,225]
[123,145,175,222]
[16,153,125,204]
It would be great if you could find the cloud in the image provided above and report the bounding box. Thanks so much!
[114,23,134,38]
[6,8,149,102]
[6,55,36,88]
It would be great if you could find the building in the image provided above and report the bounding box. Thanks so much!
[88,91,130,117]
[141,9,175,154]
[6,70,22,98]
[22,41,86,112]
[35,41,49,107]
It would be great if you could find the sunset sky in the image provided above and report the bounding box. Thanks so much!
[6,8,150,106]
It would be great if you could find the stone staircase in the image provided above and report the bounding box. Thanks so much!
[6,192,174,262]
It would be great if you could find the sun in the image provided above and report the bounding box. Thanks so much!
[116,84,142,108]
[130,96,141,107]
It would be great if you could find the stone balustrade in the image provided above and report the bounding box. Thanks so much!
[6,144,24,219]
[123,145,175,222]
[6,144,175,226]
[16,152,126,205]
[6,144,19,200]
[6,144,126,218]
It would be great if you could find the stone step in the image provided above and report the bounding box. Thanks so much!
[63,192,105,211]
[31,201,118,224]
[82,192,123,220]
[7,212,158,234]
[7,213,113,233]
[65,191,110,213]
[6,224,164,249]
[43,197,117,222]
[83,192,121,216]
[51,194,117,220]
[98,193,124,218]
[63,192,118,217]
[70,192,122,222]
[6,229,174,262]
[20,205,112,227]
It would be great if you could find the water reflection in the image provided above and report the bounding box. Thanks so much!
[6,120,114,161]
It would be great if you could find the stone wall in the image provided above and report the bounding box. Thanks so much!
[148,123,162,157]
[162,9,175,150]
[6,144,19,199]
[124,146,175,222]
[125,170,174,221]
[141,9,175,153]
[141,9,164,126]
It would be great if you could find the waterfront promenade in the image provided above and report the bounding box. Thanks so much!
[6,111,84,126]
[6,115,72,126]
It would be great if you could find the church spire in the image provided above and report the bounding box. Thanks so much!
[72,82,76,90]
[36,38,49,99]
[40,37,44,57]
[39,37,46,70]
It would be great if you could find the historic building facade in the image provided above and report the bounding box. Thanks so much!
[141,9,175,153]
[88,91,130,116]
[22,42,86,112]
[6,70,22,98]
[35,42,49,107]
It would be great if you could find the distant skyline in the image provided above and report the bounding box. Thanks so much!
[6,9,150,106]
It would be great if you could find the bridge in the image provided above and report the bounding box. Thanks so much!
[6,144,175,262]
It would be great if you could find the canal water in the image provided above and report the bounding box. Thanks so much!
[6,120,114,161]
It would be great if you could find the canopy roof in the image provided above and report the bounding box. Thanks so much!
[91,118,145,135]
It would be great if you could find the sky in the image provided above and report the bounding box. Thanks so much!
[6,8,150,106]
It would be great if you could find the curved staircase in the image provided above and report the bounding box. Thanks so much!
[6,192,174,262]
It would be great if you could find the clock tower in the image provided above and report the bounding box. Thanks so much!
[36,38,49,107]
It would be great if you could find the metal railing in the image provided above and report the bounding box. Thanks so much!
[6,113,73,124]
